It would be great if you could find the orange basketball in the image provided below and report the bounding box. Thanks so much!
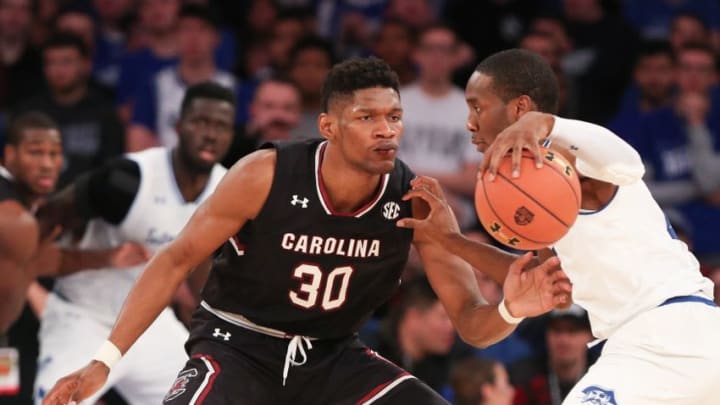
[475,148,581,250]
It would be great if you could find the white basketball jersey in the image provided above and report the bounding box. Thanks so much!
[552,179,713,339]
[53,147,227,323]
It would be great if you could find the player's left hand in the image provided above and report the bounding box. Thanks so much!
[397,176,461,248]
[503,252,571,318]
[480,111,553,181]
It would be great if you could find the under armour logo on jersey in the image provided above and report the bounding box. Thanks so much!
[291,195,309,208]
[382,202,400,220]
[580,386,617,405]
[212,328,231,341]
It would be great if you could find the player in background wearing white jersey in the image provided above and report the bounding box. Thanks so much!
[400,49,720,404]
[32,82,235,404]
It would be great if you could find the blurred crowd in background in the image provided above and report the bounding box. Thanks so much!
[2,0,720,404]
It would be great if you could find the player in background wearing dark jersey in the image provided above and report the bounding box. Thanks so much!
[43,57,569,405]
[0,112,63,333]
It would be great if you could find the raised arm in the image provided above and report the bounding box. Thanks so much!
[42,149,276,405]
[481,112,645,186]
[406,184,569,348]
[0,201,39,333]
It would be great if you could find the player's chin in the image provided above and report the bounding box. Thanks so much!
[368,160,395,174]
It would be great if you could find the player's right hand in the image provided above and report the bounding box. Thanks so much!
[42,361,109,405]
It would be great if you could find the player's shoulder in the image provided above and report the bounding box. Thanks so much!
[0,198,38,257]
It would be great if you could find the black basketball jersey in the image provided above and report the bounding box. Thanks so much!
[0,171,21,204]
[203,140,416,339]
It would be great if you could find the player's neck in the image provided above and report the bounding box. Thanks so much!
[171,149,212,202]
[319,148,383,214]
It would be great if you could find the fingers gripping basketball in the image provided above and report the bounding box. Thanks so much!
[475,148,581,250]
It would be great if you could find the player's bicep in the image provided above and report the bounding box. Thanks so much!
[164,149,276,267]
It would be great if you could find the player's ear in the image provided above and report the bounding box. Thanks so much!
[318,113,335,141]
[510,95,535,121]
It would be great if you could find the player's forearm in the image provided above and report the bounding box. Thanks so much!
[108,247,191,354]
[455,303,516,348]
[59,248,116,275]
[440,233,516,285]
[546,115,645,185]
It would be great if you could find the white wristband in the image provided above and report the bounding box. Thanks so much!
[92,340,122,369]
[498,298,525,324]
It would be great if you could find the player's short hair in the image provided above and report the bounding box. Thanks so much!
[475,48,559,114]
[180,82,236,117]
[321,56,400,112]
[289,35,336,69]
[43,32,89,58]
[7,111,60,146]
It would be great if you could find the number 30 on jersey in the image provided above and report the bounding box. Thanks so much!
[289,264,354,311]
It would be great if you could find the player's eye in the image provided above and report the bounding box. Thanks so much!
[360,115,372,121]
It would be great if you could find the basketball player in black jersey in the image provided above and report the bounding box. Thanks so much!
[0,112,63,333]
[44,57,569,405]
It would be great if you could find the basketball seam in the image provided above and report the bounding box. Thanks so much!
[495,171,571,228]
[482,177,551,246]
[540,155,582,207]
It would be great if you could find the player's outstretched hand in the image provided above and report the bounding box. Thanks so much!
[503,252,571,318]
[42,361,109,405]
[109,241,152,268]
[479,111,552,181]
[397,176,460,247]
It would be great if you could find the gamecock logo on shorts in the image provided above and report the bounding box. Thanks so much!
[164,368,198,402]
[580,385,617,405]
[514,206,534,226]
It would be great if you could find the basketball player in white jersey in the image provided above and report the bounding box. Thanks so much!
[400,49,720,404]
[33,82,235,404]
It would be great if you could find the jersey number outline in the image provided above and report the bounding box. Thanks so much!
[289,264,354,311]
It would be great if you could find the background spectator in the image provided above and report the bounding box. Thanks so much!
[288,36,335,141]
[373,276,473,393]
[451,357,515,405]
[222,76,301,167]
[510,305,594,405]
[15,33,124,186]
[127,4,237,151]
[608,40,675,145]
[398,24,478,227]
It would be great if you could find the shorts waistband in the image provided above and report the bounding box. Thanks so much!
[659,295,717,308]
[200,301,319,340]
